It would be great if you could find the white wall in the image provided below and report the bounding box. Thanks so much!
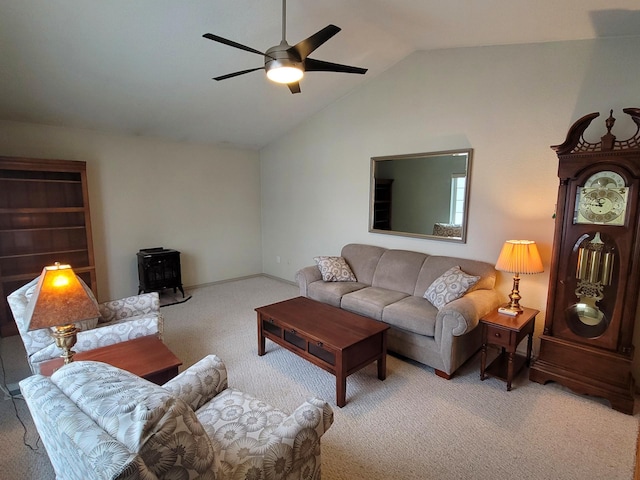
[260,37,640,357]
[0,120,262,301]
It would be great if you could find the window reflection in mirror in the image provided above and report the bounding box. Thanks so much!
[369,149,472,243]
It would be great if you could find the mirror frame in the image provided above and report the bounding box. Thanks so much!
[369,148,473,243]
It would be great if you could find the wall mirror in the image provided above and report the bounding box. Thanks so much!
[369,149,472,243]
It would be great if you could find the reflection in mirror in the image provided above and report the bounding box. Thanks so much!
[369,149,472,242]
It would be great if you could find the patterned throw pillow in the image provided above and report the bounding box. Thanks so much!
[423,266,480,309]
[314,256,357,282]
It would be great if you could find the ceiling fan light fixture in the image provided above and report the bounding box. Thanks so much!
[266,65,304,84]
[203,0,367,92]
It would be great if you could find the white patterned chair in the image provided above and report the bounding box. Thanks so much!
[19,355,334,480]
[7,276,163,374]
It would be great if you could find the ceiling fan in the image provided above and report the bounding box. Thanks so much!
[203,0,367,94]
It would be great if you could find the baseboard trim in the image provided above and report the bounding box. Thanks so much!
[185,273,296,291]
[260,274,296,286]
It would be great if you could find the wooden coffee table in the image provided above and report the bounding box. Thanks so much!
[256,296,389,407]
[39,335,182,385]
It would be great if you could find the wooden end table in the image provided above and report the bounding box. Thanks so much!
[480,306,539,391]
[256,296,389,407]
[39,335,182,385]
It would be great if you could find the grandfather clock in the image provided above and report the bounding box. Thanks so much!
[530,108,640,414]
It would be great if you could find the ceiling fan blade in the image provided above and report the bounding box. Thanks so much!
[203,33,272,59]
[304,58,367,75]
[288,82,301,94]
[213,67,265,81]
[290,25,341,60]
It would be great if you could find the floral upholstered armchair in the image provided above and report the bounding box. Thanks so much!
[7,276,163,374]
[19,355,334,480]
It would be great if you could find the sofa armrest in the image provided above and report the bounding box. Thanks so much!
[435,288,501,337]
[98,292,160,323]
[295,265,322,296]
[162,354,228,412]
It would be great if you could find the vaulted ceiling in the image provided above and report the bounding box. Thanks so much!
[1,1,639,149]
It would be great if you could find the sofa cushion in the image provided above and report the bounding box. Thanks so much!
[341,287,408,321]
[381,295,438,336]
[371,249,428,295]
[423,266,480,309]
[308,280,368,307]
[314,256,357,282]
[341,244,387,285]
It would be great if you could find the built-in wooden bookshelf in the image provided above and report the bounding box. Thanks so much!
[0,157,96,337]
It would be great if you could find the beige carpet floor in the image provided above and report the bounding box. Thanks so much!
[1,275,638,479]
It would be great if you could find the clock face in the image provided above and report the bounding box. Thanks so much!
[575,171,628,225]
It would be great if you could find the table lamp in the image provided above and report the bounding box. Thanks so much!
[495,240,544,313]
[24,263,99,364]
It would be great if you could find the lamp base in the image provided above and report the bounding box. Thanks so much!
[506,274,523,313]
[51,324,78,364]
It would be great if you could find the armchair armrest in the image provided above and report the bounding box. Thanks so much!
[274,396,334,439]
[98,292,160,323]
[259,396,333,478]
[295,265,322,297]
[162,355,228,412]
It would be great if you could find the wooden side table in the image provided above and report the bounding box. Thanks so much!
[39,335,182,385]
[480,306,539,391]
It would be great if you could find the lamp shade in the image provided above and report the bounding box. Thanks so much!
[495,240,544,275]
[25,263,99,331]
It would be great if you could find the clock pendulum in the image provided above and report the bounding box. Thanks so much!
[529,108,640,414]
[569,232,614,336]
